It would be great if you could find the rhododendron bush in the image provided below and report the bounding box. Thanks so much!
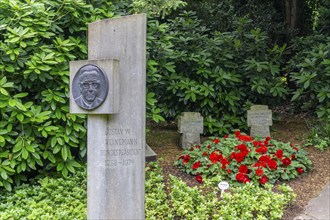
[174,131,312,185]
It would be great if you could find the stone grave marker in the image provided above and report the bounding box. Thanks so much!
[247,105,272,137]
[70,14,146,219]
[178,112,203,149]
[145,144,157,162]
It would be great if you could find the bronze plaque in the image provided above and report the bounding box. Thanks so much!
[72,64,109,110]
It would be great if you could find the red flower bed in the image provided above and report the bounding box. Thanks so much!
[175,131,312,185]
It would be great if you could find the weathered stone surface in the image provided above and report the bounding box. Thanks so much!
[250,105,268,111]
[145,144,157,162]
[247,110,272,127]
[250,125,271,138]
[86,14,146,220]
[70,59,119,114]
[178,112,203,149]
[247,105,272,137]
[178,112,203,134]
[180,133,201,149]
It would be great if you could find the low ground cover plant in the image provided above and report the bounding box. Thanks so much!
[145,162,171,220]
[305,120,330,151]
[0,171,87,219]
[218,182,296,220]
[175,131,312,185]
[0,162,296,220]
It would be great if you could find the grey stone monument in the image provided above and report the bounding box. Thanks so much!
[178,112,203,149]
[247,105,272,137]
[70,14,146,219]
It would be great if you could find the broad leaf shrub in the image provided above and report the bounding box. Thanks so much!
[175,131,312,185]
[0,163,295,220]
[0,0,126,190]
[287,35,330,120]
[147,12,288,134]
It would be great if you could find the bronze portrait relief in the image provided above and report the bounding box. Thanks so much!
[72,64,109,110]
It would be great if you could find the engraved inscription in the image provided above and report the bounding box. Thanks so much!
[105,159,135,167]
[98,127,141,168]
[109,138,138,146]
[101,149,141,156]
[248,110,272,127]
[249,112,272,126]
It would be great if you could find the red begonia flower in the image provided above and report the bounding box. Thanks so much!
[192,161,201,170]
[281,157,291,166]
[238,165,249,173]
[275,149,283,159]
[267,159,278,170]
[259,175,269,184]
[297,167,304,174]
[196,175,203,183]
[256,168,264,176]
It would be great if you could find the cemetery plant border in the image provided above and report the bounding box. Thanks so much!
[0,162,296,220]
[175,131,312,185]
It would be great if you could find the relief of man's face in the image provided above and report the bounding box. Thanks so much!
[79,70,100,104]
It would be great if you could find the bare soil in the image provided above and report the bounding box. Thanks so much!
[146,115,330,220]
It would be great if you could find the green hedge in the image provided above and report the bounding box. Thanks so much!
[0,171,86,219]
[0,163,296,220]
[0,0,122,190]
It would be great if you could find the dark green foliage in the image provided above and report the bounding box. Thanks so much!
[0,0,120,190]
[181,0,236,32]
[306,119,330,151]
[182,0,286,42]
[148,12,288,134]
[316,0,330,34]
[287,35,330,120]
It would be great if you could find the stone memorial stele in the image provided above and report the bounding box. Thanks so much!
[247,105,272,137]
[70,14,146,219]
[178,112,203,149]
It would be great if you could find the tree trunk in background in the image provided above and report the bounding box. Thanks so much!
[285,0,299,42]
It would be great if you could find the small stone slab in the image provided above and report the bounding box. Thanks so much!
[178,112,203,134]
[247,105,272,137]
[178,112,203,149]
[145,144,157,162]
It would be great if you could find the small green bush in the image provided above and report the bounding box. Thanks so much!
[305,119,330,151]
[169,174,222,219]
[0,171,87,219]
[168,174,295,220]
[218,183,296,220]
